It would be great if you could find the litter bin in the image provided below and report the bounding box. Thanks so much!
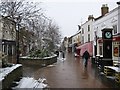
[91,56,95,64]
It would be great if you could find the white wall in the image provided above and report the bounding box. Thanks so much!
[93,7,118,38]
[81,19,94,44]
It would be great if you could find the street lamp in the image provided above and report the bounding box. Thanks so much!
[16,16,21,64]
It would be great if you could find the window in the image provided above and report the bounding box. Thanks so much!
[82,36,84,43]
[82,28,84,34]
[88,34,90,42]
[113,25,117,34]
[99,46,103,55]
[88,25,90,32]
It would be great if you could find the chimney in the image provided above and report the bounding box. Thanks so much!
[88,15,94,21]
[101,4,109,16]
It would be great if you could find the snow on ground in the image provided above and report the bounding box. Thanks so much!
[0,64,22,81]
[56,52,66,62]
[20,54,57,60]
[57,57,66,62]
[12,77,48,89]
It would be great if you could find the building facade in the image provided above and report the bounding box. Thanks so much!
[77,15,94,56]
[93,5,120,61]
[71,31,81,56]
[0,16,16,56]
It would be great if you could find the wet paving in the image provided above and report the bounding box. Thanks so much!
[21,53,112,88]
[8,53,119,88]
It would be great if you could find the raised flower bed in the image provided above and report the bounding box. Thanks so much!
[19,49,57,67]
[19,55,57,67]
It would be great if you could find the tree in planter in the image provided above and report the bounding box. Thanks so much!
[29,48,51,58]
[43,20,62,53]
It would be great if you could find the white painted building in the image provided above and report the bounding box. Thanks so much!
[93,4,120,61]
[81,17,94,44]
[77,15,94,56]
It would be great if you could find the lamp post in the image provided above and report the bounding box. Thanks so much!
[16,16,21,64]
[16,23,19,64]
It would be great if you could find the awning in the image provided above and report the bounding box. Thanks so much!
[76,42,93,56]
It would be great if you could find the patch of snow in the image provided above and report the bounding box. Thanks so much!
[106,76,115,80]
[20,54,57,60]
[43,55,57,59]
[0,64,22,81]
[57,57,66,62]
[13,77,48,89]
[47,65,56,68]
[20,56,29,59]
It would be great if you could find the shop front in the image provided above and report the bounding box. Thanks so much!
[76,41,93,57]
[112,36,120,61]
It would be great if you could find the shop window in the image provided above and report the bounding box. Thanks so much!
[113,45,119,57]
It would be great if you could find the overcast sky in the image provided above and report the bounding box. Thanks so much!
[35,0,119,37]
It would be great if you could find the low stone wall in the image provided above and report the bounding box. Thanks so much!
[1,65,23,89]
[19,55,57,67]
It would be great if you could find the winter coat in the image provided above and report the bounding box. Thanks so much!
[82,51,90,59]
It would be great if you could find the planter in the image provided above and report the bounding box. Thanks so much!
[19,55,57,67]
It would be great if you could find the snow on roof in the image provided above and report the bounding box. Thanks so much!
[13,77,48,89]
[0,64,22,81]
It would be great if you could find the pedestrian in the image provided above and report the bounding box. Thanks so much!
[82,50,90,67]
[55,50,59,57]
[62,51,65,59]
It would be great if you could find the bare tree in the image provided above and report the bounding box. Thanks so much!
[43,20,62,51]
[0,0,43,23]
[0,0,44,55]
[0,0,62,55]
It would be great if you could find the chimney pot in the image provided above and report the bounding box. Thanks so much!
[88,15,94,21]
[101,4,109,16]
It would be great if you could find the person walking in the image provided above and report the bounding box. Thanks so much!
[62,51,65,59]
[82,50,90,67]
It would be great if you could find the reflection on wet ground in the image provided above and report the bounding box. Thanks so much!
[8,53,119,88]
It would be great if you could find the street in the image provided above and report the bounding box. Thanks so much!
[19,53,114,88]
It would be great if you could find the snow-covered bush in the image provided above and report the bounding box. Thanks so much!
[29,49,53,58]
